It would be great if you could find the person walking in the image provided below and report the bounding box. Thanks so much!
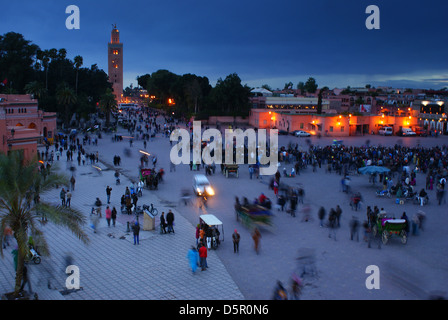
[335,205,342,227]
[111,207,117,227]
[60,188,66,207]
[186,246,200,274]
[349,216,360,241]
[132,221,140,245]
[70,176,76,191]
[232,229,240,253]
[252,227,261,254]
[318,206,326,227]
[106,186,112,204]
[65,190,72,208]
[166,210,175,233]
[328,209,337,240]
[105,206,112,227]
[198,243,208,271]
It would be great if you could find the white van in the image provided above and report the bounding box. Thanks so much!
[400,128,416,136]
[379,127,393,136]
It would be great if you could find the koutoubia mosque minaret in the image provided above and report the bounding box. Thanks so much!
[108,24,123,102]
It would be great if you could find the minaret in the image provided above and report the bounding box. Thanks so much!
[108,24,123,102]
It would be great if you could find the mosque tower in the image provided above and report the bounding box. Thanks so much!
[108,24,123,102]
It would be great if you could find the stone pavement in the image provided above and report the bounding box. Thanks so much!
[0,152,244,300]
[2,119,448,301]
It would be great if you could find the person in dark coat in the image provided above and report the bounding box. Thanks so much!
[132,222,140,245]
[318,206,326,227]
[166,210,175,233]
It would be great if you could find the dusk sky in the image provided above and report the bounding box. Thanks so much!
[2,0,447,90]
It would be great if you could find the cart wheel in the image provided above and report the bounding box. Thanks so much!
[34,257,41,265]
[381,231,388,245]
[152,208,158,216]
[400,231,407,244]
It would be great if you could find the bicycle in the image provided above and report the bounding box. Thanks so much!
[145,203,158,216]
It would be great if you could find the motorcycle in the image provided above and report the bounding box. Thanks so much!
[376,189,391,198]
[27,247,41,264]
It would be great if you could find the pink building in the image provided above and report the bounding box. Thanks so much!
[0,94,57,161]
[249,109,419,137]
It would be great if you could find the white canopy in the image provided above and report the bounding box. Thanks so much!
[200,214,222,226]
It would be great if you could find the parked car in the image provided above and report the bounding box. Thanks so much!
[379,126,393,136]
[414,127,428,137]
[399,128,416,136]
[292,130,311,137]
[278,130,289,135]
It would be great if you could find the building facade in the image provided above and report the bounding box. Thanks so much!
[0,94,57,160]
[249,109,419,137]
[108,24,124,102]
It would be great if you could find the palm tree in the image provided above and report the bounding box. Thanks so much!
[56,83,77,128]
[0,151,89,297]
[99,88,118,127]
[74,55,83,94]
[24,81,46,99]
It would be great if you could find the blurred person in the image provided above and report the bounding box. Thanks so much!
[252,227,261,254]
[232,229,240,253]
[349,216,360,242]
[186,246,200,273]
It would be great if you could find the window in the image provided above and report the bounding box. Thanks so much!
[341,126,345,132]
[300,123,304,129]
[329,126,334,132]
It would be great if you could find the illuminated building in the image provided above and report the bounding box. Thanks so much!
[108,24,124,102]
[0,94,57,160]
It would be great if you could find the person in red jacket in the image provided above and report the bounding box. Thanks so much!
[198,243,208,271]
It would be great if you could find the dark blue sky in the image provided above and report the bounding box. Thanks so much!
[2,0,447,89]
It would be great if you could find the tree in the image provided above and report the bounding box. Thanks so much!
[24,81,46,99]
[261,84,272,91]
[304,77,318,93]
[56,83,77,127]
[0,32,39,93]
[74,55,83,95]
[0,151,89,297]
[207,73,251,116]
[284,81,294,90]
[99,88,118,127]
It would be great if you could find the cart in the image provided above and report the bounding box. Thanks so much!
[199,214,224,249]
[372,213,407,245]
[222,164,239,178]
[235,203,273,229]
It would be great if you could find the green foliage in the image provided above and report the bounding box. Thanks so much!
[0,151,89,295]
[0,32,112,125]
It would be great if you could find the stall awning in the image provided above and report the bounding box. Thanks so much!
[200,214,222,226]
